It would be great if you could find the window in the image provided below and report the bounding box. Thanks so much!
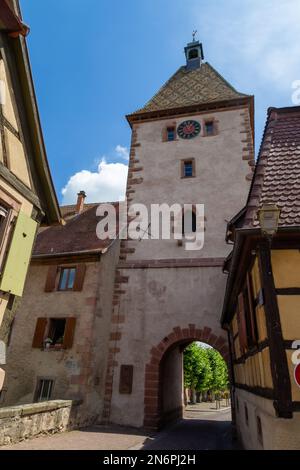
[32,317,77,350]
[181,159,195,178]
[48,319,66,346]
[182,210,197,235]
[34,379,54,402]
[188,49,199,60]
[45,264,86,293]
[58,267,76,291]
[244,404,249,426]
[205,121,215,136]
[167,127,176,141]
[184,161,193,177]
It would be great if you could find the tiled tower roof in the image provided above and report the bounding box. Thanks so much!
[130,63,249,116]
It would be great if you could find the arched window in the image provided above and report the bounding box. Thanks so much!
[182,210,197,235]
[188,49,199,60]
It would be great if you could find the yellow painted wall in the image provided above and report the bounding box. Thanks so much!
[0,59,31,188]
[234,337,241,359]
[234,363,245,385]
[251,258,261,296]
[232,314,238,336]
[4,129,31,188]
[235,349,273,389]
[261,347,273,389]
[272,250,300,288]
[277,296,300,340]
[256,306,268,342]
[272,250,300,341]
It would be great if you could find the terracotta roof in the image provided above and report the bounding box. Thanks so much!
[130,63,249,116]
[34,203,120,257]
[244,106,300,228]
[60,203,99,219]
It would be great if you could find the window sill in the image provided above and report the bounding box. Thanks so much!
[42,345,64,351]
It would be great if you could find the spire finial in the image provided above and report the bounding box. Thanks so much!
[192,30,197,42]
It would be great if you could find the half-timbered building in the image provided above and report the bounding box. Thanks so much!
[222,106,300,450]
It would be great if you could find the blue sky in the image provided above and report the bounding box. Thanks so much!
[22,0,300,204]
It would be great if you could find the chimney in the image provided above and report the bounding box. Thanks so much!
[76,191,86,214]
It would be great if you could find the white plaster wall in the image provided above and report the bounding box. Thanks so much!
[129,107,251,260]
[109,105,252,427]
[161,346,184,418]
[235,388,300,450]
[109,265,226,427]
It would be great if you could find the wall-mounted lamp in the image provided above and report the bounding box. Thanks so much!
[258,204,280,237]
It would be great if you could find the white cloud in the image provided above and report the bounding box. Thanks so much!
[193,0,300,91]
[115,144,129,160]
[61,158,128,204]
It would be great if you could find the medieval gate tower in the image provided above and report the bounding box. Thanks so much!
[102,39,254,428]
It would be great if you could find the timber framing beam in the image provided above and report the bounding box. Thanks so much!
[258,239,293,419]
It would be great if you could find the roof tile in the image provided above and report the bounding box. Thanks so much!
[129,63,248,116]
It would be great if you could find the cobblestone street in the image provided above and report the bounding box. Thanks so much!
[1,402,235,451]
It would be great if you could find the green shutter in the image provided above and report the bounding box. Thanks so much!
[0,211,37,297]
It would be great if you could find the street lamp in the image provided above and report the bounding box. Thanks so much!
[258,204,281,237]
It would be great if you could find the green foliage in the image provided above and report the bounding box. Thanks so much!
[206,347,229,391]
[183,342,229,393]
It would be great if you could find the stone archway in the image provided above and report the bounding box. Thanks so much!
[144,324,229,429]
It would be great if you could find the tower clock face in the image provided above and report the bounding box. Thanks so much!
[177,120,201,139]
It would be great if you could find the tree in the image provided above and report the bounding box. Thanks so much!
[195,348,213,393]
[183,343,204,390]
[206,347,229,392]
[183,343,229,403]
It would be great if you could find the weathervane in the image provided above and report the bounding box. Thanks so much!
[192,30,197,42]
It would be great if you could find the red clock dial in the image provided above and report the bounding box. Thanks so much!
[177,120,201,139]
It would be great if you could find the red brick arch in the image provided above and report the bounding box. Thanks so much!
[144,324,229,429]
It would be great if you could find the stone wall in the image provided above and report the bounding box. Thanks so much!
[2,240,120,425]
[0,400,81,447]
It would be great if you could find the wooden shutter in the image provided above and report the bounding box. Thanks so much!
[246,273,258,345]
[237,292,248,353]
[32,318,47,348]
[63,317,76,349]
[44,265,58,292]
[162,126,168,142]
[73,264,86,291]
[0,212,38,296]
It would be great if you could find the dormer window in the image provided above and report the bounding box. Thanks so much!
[188,49,199,60]
[167,127,176,142]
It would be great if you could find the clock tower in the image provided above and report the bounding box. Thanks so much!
[102,40,255,428]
